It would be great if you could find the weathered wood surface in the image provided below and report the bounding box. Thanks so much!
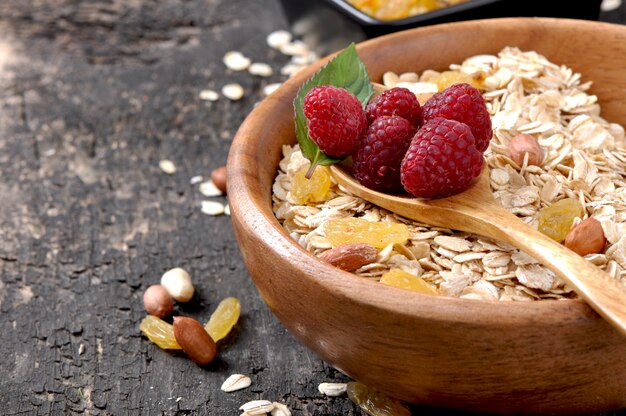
[0,1,624,415]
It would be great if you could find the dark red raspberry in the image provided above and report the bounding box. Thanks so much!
[365,87,422,127]
[303,85,367,158]
[422,83,492,152]
[353,116,415,192]
[401,117,483,199]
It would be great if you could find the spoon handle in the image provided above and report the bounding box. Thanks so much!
[486,208,626,336]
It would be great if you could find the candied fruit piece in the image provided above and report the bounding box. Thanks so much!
[347,381,412,416]
[204,297,241,342]
[324,218,409,249]
[537,198,584,242]
[291,166,332,204]
[433,70,484,91]
[139,315,182,350]
[380,268,438,294]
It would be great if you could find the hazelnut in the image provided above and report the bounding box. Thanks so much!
[508,134,543,166]
[161,267,195,302]
[173,316,217,366]
[564,217,606,256]
[143,285,174,318]
[211,166,227,194]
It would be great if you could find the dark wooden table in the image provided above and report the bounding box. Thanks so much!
[1,1,625,415]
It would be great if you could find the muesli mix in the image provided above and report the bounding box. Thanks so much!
[273,47,626,301]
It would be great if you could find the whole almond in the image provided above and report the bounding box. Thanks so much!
[319,243,377,272]
[564,217,606,256]
[143,285,173,318]
[211,166,227,194]
[173,316,217,365]
[508,134,543,166]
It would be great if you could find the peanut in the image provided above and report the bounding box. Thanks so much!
[508,134,543,166]
[564,217,606,256]
[143,285,174,318]
[211,166,227,194]
[319,243,377,272]
[173,316,217,366]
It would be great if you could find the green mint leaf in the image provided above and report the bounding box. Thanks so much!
[294,43,373,175]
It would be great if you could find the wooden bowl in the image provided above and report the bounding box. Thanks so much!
[228,18,626,414]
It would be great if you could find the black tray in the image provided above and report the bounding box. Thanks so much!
[279,0,602,55]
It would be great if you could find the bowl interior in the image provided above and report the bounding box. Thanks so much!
[230,16,626,319]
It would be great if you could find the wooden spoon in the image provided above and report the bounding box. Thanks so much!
[331,157,626,337]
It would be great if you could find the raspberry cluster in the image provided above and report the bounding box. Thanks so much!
[302,82,492,198]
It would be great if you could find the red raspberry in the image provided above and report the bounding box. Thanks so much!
[401,117,483,199]
[303,85,367,158]
[353,116,416,192]
[365,87,422,127]
[422,83,492,152]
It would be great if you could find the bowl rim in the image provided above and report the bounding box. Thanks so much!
[228,17,626,328]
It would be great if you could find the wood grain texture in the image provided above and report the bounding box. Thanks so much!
[331,164,626,336]
[0,0,363,415]
[1,0,625,414]
[229,18,626,414]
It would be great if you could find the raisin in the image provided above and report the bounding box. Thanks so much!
[347,381,412,416]
[204,297,241,342]
[291,166,332,204]
[139,315,182,350]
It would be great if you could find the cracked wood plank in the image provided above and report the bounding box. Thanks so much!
[0,0,362,415]
[0,0,625,415]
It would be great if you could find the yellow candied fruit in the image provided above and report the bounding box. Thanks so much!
[204,297,241,342]
[347,381,412,416]
[139,315,182,350]
[380,268,438,294]
[324,217,409,249]
[433,70,484,91]
[290,166,332,205]
[537,198,585,242]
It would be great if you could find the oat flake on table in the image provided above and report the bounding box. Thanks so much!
[272,47,626,301]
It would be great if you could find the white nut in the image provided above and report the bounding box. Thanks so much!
[223,51,251,71]
[159,160,177,174]
[160,267,194,302]
[221,374,252,392]
[201,200,225,216]
[263,83,282,96]
[222,83,244,101]
[270,403,291,416]
[239,400,275,414]
[199,180,223,197]
[199,89,219,101]
[248,62,273,77]
[266,30,292,49]
[279,40,309,57]
[318,382,347,396]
